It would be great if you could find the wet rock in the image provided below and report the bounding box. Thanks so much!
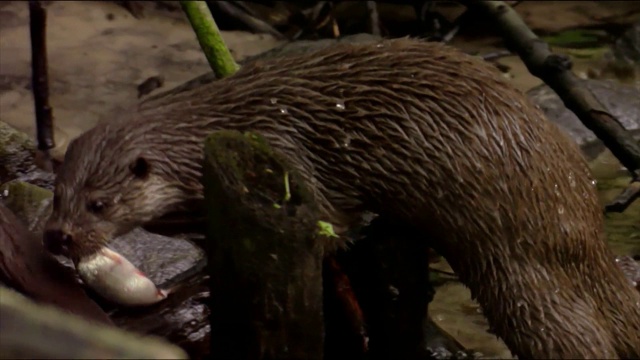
[615,255,640,291]
[613,20,640,66]
[247,33,382,62]
[0,286,188,359]
[527,79,640,160]
[110,228,204,288]
[146,33,382,101]
[0,121,55,190]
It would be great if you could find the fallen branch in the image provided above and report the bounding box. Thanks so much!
[461,1,640,208]
[180,0,239,78]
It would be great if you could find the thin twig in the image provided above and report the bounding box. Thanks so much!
[180,1,239,78]
[604,180,640,213]
[481,49,512,61]
[214,1,286,40]
[461,1,640,204]
[29,1,54,171]
[310,1,328,24]
[442,24,460,43]
[366,1,381,36]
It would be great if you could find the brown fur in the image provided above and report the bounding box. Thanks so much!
[46,38,640,358]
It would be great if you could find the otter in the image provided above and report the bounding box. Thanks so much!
[44,38,640,358]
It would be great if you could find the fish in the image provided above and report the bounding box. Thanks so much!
[75,247,170,306]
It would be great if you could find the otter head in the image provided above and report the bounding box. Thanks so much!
[43,121,195,260]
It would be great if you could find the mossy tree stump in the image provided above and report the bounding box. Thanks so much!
[203,130,325,360]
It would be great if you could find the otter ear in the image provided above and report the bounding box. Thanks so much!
[130,157,150,179]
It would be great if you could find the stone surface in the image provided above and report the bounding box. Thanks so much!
[527,79,640,159]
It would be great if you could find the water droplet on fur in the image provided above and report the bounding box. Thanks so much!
[270,253,278,261]
[590,179,597,187]
[279,107,288,114]
[568,172,576,188]
[335,100,346,110]
[376,43,384,48]
[539,326,546,333]
[270,98,278,104]
[341,136,351,148]
[582,191,590,199]
[553,184,560,196]
[557,205,565,215]
[1,189,7,197]
[516,299,525,307]
[388,285,399,299]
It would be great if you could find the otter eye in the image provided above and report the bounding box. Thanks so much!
[87,200,106,214]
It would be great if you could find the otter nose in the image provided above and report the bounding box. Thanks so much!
[43,229,72,256]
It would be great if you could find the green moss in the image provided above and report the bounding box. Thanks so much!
[0,181,53,231]
[0,121,35,158]
[317,221,338,238]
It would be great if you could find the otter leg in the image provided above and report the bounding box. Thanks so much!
[448,257,622,359]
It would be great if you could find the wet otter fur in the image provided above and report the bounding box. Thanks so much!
[45,38,640,358]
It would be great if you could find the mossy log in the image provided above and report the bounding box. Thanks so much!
[203,130,325,360]
[0,286,188,359]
